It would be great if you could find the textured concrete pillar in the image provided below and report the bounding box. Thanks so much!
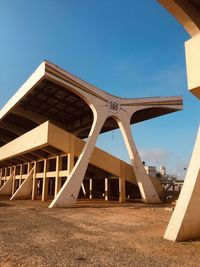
[32,162,37,200]
[117,118,161,204]
[119,162,126,203]
[105,178,108,201]
[42,159,48,202]
[89,178,92,199]
[4,168,8,184]
[81,182,86,197]
[19,164,23,185]
[55,156,62,196]
[68,153,74,174]
[0,169,2,187]
[49,113,106,208]
[11,166,16,196]
[27,163,31,174]
[164,127,200,241]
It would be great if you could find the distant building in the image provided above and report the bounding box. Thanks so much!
[144,166,157,178]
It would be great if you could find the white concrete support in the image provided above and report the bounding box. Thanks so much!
[42,159,48,202]
[89,178,92,199]
[164,126,200,241]
[117,118,161,204]
[67,153,74,174]
[11,165,35,200]
[11,166,16,196]
[55,156,61,196]
[119,161,126,203]
[19,164,23,185]
[32,161,37,200]
[81,182,86,197]
[0,169,2,187]
[105,178,109,201]
[27,163,30,173]
[4,168,8,185]
[0,171,14,196]
[49,112,106,208]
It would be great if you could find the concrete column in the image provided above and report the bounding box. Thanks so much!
[42,159,48,202]
[105,178,108,201]
[81,182,86,197]
[19,164,23,185]
[11,166,16,196]
[27,163,31,174]
[32,162,37,200]
[119,162,126,203]
[49,112,106,208]
[0,169,2,187]
[68,153,74,174]
[117,118,161,204]
[4,168,7,184]
[8,167,11,177]
[164,126,200,241]
[55,156,61,196]
[49,179,54,196]
[89,178,92,199]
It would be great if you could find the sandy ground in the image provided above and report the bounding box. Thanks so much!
[0,197,200,267]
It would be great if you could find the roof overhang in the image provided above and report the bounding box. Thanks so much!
[0,61,183,147]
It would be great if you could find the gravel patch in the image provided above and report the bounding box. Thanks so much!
[0,198,200,267]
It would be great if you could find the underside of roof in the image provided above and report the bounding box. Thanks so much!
[0,61,183,149]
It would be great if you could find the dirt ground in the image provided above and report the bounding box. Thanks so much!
[0,197,200,267]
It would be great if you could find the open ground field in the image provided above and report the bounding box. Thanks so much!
[0,197,200,267]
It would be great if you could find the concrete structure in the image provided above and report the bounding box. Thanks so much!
[160,165,166,177]
[0,61,182,208]
[144,166,157,178]
[158,0,200,241]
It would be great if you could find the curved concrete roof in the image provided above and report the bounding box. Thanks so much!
[0,60,182,147]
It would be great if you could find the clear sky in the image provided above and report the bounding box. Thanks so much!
[0,0,199,179]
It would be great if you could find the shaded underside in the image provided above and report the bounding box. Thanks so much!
[0,78,181,146]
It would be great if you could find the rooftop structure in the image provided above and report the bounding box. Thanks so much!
[0,61,182,208]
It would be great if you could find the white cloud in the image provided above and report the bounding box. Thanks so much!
[139,148,188,179]
[139,148,172,165]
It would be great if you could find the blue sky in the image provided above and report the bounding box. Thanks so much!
[0,0,199,178]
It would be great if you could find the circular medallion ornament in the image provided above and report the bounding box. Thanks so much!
[108,98,120,114]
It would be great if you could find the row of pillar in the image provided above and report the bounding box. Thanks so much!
[0,154,126,203]
[88,176,125,202]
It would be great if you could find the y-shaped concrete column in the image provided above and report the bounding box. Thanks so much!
[49,94,181,208]
[49,100,170,207]
[46,61,181,208]
[49,109,106,207]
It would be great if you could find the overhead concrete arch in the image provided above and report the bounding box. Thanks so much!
[158,0,200,241]
[158,0,200,37]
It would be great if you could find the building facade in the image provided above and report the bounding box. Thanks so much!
[0,61,182,208]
